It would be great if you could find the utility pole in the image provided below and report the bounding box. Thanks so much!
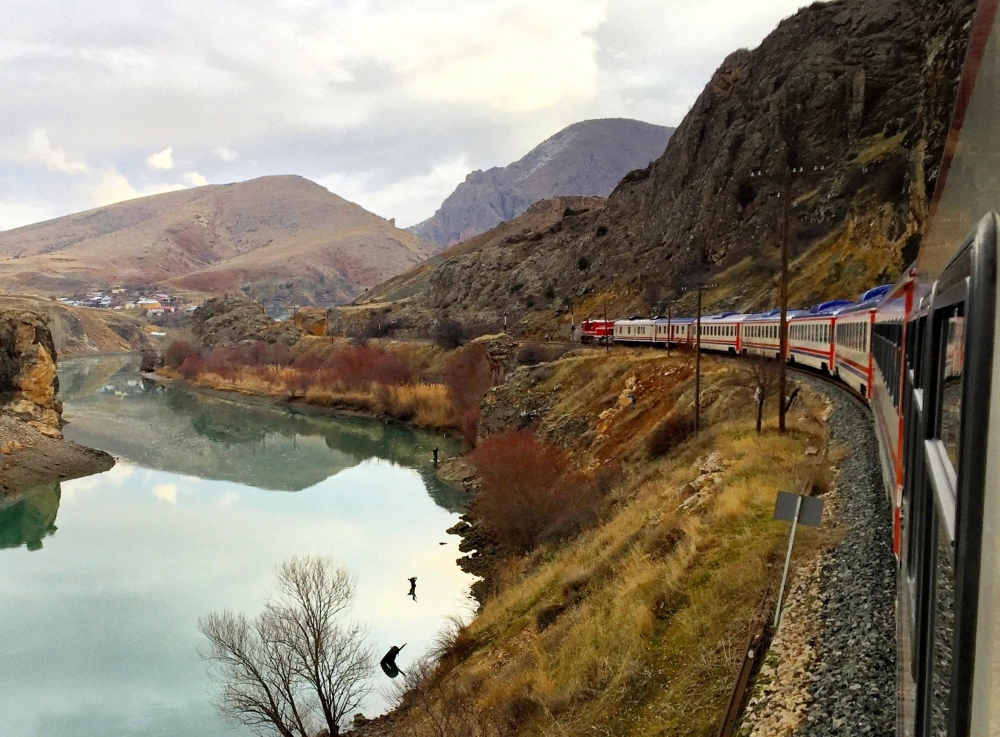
[778,169,791,435]
[695,286,703,436]
[603,301,610,352]
[666,304,672,358]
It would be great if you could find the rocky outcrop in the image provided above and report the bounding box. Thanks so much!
[293,307,329,337]
[343,0,977,338]
[409,119,673,247]
[0,311,62,434]
[191,297,304,349]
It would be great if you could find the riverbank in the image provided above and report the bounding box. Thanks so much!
[149,332,850,734]
[0,412,114,496]
[350,347,846,736]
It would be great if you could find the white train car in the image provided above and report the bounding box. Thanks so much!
[613,317,657,344]
[741,309,804,359]
[832,287,890,399]
[787,300,852,373]
[652,317,696,347]
[697,313,750,354]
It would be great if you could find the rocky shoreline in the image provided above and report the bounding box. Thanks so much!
[0,310,115,497]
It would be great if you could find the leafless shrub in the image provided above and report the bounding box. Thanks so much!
[647,414,694,458]
[733,357,781,434]
[471,430,601,552]
[443,344,497,448]
[433,318,466,349]
[199,556,374,737]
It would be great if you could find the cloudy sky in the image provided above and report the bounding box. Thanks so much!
[1,0,811,232]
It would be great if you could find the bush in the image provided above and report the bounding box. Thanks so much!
[543,284,556,300]
[646,413,694,459]
[444,344,496,448]
[434,317,466,349]
[577,256,590,271]
[595,225,608,237]
[320,346,413,389]
[179,355,206,380]
[515,343,569,366]
[165,341,199,369]
[471,430,600,552]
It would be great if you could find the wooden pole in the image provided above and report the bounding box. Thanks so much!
[779,170,791,435]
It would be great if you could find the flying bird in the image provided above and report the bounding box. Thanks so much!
[407,577,417,601]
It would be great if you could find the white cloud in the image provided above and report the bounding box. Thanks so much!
[94,167,186,207]
[146,147,174,170]
[152,484,178,504]
[183,172,209,187]
[2,0,815,228]
[215,145,239,162]
[0,201,60,232]
[26,129,88,174]
[319,157,471,227]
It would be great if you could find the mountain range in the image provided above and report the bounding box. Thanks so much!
[408,118,673,247]
[0,176,436,312]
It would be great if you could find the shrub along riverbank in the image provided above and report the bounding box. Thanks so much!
[159,337,502,439]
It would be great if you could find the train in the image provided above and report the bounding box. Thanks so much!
[578,4,1000,733]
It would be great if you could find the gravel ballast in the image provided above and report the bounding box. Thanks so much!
[799,381,898,736]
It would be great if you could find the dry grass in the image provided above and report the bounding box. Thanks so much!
[188,365,457,431]
[389,350,839,737]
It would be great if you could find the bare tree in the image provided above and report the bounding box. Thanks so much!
[735,357,781,434]
[199,556,374,737]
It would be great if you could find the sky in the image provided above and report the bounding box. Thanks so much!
[0,0,813,232]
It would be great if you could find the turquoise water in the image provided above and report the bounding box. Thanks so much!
[0,355,473,736]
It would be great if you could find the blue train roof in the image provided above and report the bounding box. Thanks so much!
[744,308,809,321]
[806,299,854,314]
[859,285,892,302]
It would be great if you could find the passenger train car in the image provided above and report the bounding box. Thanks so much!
[588,2,1000,727]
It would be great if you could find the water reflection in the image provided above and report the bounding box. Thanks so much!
[59,354,465,510]
[0,355,475,737]
[0,482,60,551]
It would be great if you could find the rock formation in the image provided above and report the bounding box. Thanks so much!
[409,119,673,247]
[0,311,63,434]
[340,0,977,338]
[190,297,305,349]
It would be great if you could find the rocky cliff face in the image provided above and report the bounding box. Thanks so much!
[341,0,976,338]
[0,311,62,434]
[409,119,673,247]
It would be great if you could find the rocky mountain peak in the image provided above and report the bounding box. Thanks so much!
[409,118,674,247]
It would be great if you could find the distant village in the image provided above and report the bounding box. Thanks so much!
[57,287,197,316]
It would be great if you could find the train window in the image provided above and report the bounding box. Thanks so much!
[940,311,965,471]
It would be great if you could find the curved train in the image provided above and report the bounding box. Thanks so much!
[579,4,1000,732]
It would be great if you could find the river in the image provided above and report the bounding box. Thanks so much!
[0,354,474,736]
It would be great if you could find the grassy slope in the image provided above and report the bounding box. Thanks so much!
[386,349,838,736]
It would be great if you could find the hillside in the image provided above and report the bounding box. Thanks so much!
[0,295,154,357]
[409,119,673,247]
[337,0,975,339]
[0,176,438,314]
